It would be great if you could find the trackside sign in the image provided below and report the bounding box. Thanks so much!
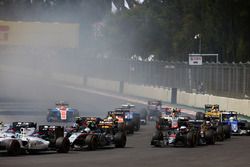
[189,56,202,65]
[0,20,79,48]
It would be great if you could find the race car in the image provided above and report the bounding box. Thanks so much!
[47,101,79,122]
[151,116,198,147]
[68,117,126,150]
[0,121,22,155]
[107,111,126,132]
[221,111,250,135]
[121,103,141,132]
[17,124,70,154]
[114,107,141,134]
[147,100,162,121]
[188,119,216,145]
[195,104,231,141]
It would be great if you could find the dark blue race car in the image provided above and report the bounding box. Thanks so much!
[221,111,250,135]
[47,101,79,122]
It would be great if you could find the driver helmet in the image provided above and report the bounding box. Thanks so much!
[229,116,234,122]
[84,127,91,133]
[72,123,78,128]
[205,120,211,126]
[179,126,187,132]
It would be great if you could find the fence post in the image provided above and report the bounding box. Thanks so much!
[242,64,246,97]
[171,88,177,104]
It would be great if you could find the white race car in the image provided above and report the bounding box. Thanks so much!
[0,122,70,155]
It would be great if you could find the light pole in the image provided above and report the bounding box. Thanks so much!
[194,33,201,54]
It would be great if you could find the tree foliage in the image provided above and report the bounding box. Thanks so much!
[102,0,250,62]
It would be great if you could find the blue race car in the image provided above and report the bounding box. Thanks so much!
[47,101,79,122]
[221,111,250,135]
[121,104,140,132]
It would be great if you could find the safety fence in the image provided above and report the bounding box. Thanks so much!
[1,54,249,99]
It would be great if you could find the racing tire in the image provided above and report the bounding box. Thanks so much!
[114,132,127,148]
[85,135,98,151]
[6,139,21,156]
[223,125,231,139]
[151,131,163,146]
[245,122,250,130]
[186,131,196,147]
[56,137,70,153]
[126,122,134,134]
[205,129,216,145]
[195,112,205,120]
[134,122,140,131]
[216,125,224,141]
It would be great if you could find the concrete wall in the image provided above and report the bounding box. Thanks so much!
[123,83,172,102]
[51,73,83,85]
[1,64,249,116]
[86,78,120,93]
[177,90,250,116]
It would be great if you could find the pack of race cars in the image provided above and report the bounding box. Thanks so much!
[0,102,142,155]
[149,101,250,148]
[1,100,250,156]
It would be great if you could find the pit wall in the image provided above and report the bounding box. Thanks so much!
[0,64,249,116]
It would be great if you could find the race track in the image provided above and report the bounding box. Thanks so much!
[0,74,250,167]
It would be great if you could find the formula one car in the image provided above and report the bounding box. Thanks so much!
[0,122,22,155]
[195,104,231,140]
[16,124,70,154]
[221,111,250,135]
[151,116,198,147]
[47,101,79,122]
[121,103,141,131]
[188,120,216,145]
[68,117,126,150]
[107,111,126,131]
[114,107,140,134]
[147,100,162,121]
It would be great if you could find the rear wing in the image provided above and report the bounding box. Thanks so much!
[108,111,125,116]
[188,120,204,128]
[148,100,162,106]
[205,104,219,112]
[98,120,114,129]
[38,125,64,139]
[115,108,130,113]
[12,122,37,132]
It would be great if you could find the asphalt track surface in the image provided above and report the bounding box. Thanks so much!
[0,75,250,167]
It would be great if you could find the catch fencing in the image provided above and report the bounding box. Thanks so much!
[76,57,250,99]
[1,53,249,99]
